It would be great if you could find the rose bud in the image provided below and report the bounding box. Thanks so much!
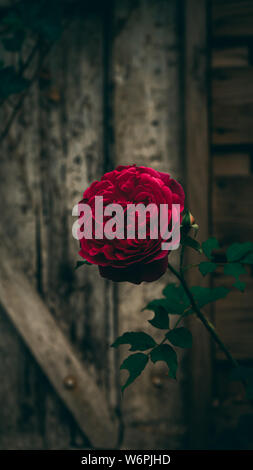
[190,213,195,225]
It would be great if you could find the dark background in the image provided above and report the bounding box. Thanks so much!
[0,0,252,450]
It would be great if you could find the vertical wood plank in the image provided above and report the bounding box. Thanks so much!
[111,0,187,449]
[0,10,119,448]
[184,0,212,449]
[37,12,119,443]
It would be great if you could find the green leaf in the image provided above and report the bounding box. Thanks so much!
[162,283,190,314]
[150,344,177,379]
[202,237,220,260]
[224,263,246,291]
[166,327,192,348]
[144,294,187,316]
[19,1,63,41]
[148,305,170,329]
[242,252,253,264]
[34,14,62,42]
[111,332,156,351]
[233,280,246,292]
[143,298,169,313]
[2,31,25,52]
[224,263,246,279]
[2,12,24,30]
[120,353,148,392]
[75,260,92,269]
[224,262,246,278]
[226,242,253,262]
[0,66,29,99]
[182,236,202,253]
[191,286,229,308]
[199,261,217,276]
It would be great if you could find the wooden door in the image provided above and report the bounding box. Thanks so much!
[0,0,188,450]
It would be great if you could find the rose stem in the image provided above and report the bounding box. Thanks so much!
[167,261,239,370]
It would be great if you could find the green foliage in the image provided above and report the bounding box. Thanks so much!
[24,1,63,41]
[242,252,253,264]
[150,344,177,379]
[224,262,246,291]
[0,66,29,99]
[75,260,92,269]
[202,237,220,260]
[1,0,64,43]
[190,286,229,308]
[226,242,253,262]
[0,0,74,103]
[148,305,170,329]
[79,215,252,395]
[224,262,246,278]
[162,283,190,314]
[111,332,156,351]
[181,235,202,253]
[2,31,25,52]
[233,280,246,292]
[144,298,169,313]
[144,286,190,316]
[198,261,217,276]
[120,353,149,392]
[166,327,192,348]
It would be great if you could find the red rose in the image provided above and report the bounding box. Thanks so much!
[78,165,184,284]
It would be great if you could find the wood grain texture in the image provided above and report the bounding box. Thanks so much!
[0,240,119,448]
[212,0,253,37]
[0,0,187,450]
[214,274,253,360]
[212,68,253,144]
[213,175,253,244]
[112,0,187,450]
[212,47,249,68]
[185,0,212,449]
[0,13,119,449]
[213,153,251,176]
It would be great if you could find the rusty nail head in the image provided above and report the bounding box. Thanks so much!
[63,375,76,390]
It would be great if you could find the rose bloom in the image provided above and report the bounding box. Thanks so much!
[78,165,184,284]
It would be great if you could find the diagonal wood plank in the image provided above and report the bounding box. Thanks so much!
[0,241,119,449]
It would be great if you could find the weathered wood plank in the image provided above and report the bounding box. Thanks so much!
[212,68,253,145]
[214,274,253,360]
[0,23,73,449]
[185,0,212,449]
[212,47,249,68]
[212,0,253,37]
[38,15,118,403]
[213,153,251,176]
[210,362,253,449]
[112,0,187,450]
[213,175,253,244]
[0,12,119,449]
[0,240,119,449]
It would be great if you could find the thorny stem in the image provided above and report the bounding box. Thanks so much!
[167,261,239,370]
